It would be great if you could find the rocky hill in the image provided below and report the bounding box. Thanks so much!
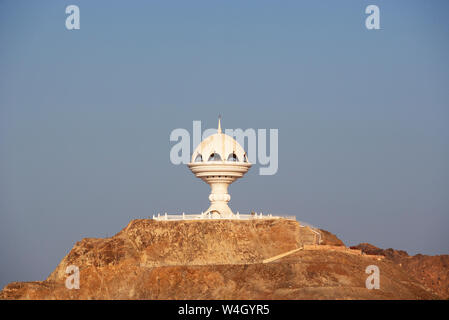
[0,219,447,299]
[350,243,449,299]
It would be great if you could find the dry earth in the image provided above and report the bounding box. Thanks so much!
[0,219,447,300]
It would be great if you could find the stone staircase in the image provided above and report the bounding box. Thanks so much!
[298,225,321,246]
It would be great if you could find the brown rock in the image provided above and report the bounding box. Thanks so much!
[0,219,447,300]
[318,229,345,246]
[351,243,449,299]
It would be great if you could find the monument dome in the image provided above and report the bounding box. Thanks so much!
[188,117,251,217]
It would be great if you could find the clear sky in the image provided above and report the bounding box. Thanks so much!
[1,0,448,288]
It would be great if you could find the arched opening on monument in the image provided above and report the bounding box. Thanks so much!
[194,154,202,162]
[227,153,239,162]
[208,153,222,161]
[208,210,221,218]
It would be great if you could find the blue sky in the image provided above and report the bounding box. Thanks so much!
[1,0,448,287]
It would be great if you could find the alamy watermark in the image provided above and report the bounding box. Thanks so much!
[365,265,380,289]
[65,5,379,31]
[65,5,80,30]
[365,5,380,30]
[65,265,80,289]
[169,121,278,175]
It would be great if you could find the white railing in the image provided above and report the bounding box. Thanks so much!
[151,212,297,221]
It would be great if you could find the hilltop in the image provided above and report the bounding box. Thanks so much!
[0,219,447,299]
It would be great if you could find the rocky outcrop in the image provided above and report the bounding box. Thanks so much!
[46,219,317,282]
[318,229,345,246]
[0,219,447,300]
[351,243,449,299]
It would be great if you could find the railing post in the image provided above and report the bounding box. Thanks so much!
[182,212,185,220]
[165,212,167,220]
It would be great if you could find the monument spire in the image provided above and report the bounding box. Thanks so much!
[217,115,222,134]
